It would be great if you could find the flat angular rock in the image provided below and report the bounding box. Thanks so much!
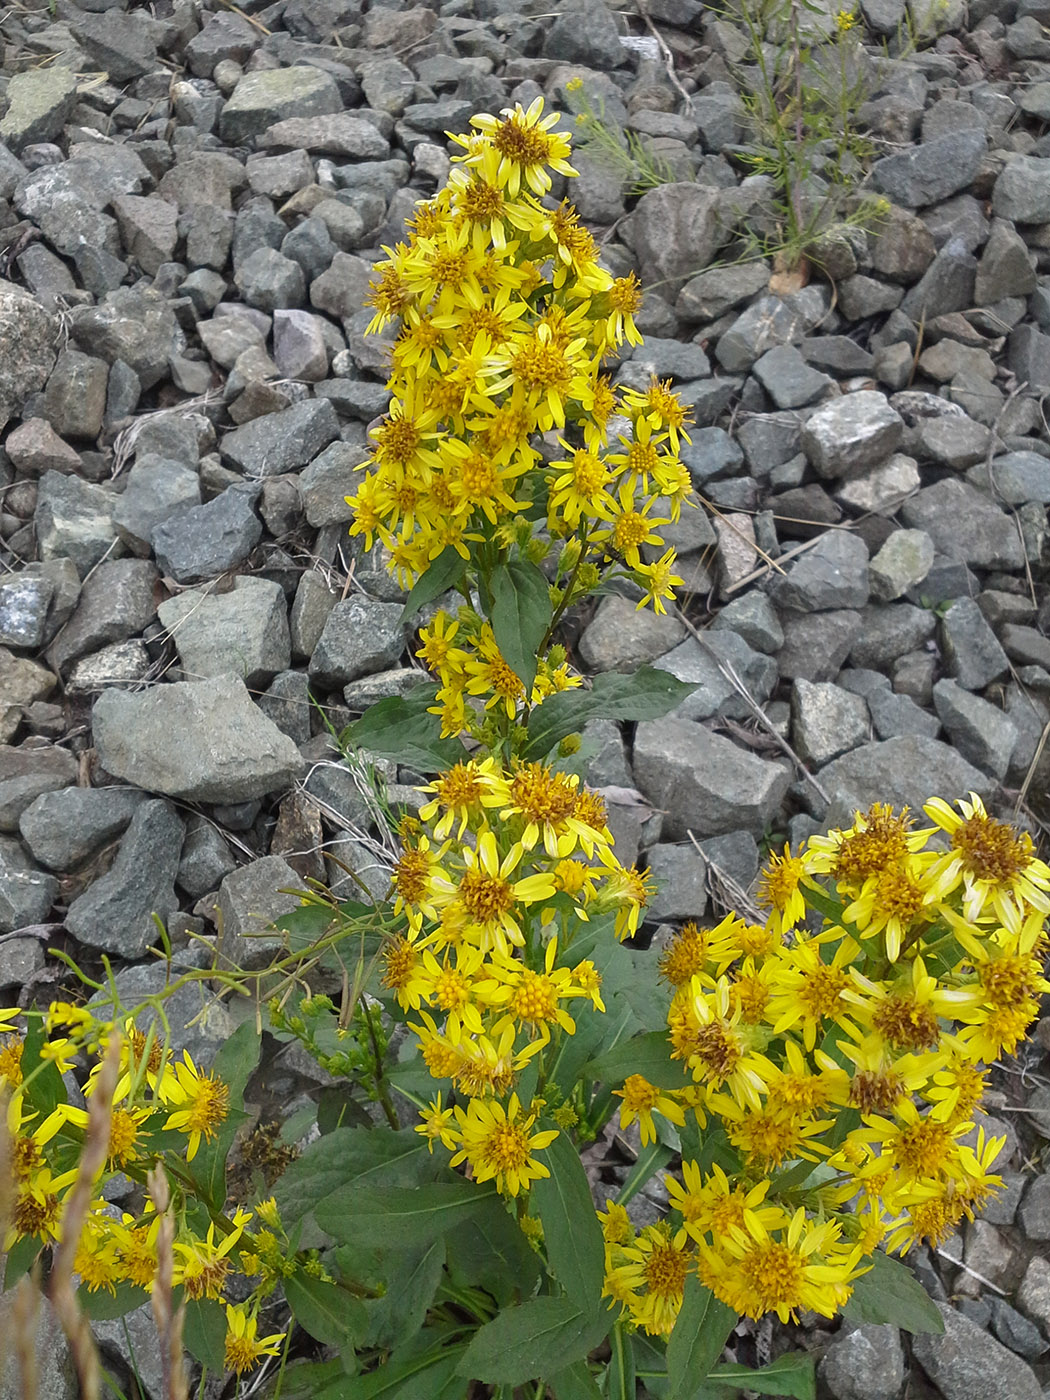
[0,282,56,435]
[940,596,1010,691]
[20,785,146,871]
[0,835,57,933]
[773,531,870,611]
[633,717,791,839]
[308,598,405,688]
[633,183,723,299]
[113,457,201,556]
[0,744,78,831]
[0,576,54,650]
[68,289,177,391]
[801,392,904,480]
[113,195,178,276]
[42,349,108,441]
[973,452,1050,505]
[819,735,993,827]
[869,529,934,602]
[221,398,339,477]
[46,559,156,677]
[543,0,626,66]
[177,815,237,900]
[836,454,920,515]
[152,486,263,584]
[901,478,1025,570]
[70,9,161,81]
[5,418,81,477]
[993,156,1050,224]
[778,610,862,682]
[791,679,870,766]
[92,674,304,802]
[158,577,290,688]
[219,66,342,144]
[66,800,183,958]
[578,595,687,673]
[655,631,777,721]
[849,603,936,672]
[932,680,1018,780]
[35,473,119,578]
[912,1304,1042,1400]
[871,129,986,207]
[216,854,302,971]
[752,344,831,408]
[645,843,708,923]
[0,68,79,153]
[259,113,389,157]
[819,1324,906,1400]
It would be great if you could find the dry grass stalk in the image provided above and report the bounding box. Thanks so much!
[147,1166,189,1400]
[10,1277,40,1400]
[49,1033,120,1400]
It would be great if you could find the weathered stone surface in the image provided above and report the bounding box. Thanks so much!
[932,680,1019,780]
[219,66,343,143]
[801,392,904,480]
[19,785,146,872]
[216,854,302,971]
[791,679,870,766]
[158,577,290,688]
[820,1324,906,1400]
[901,478,1026,570]
[633,184,723,298]
[633,718,791,839]
[656,631,777,721]
[0,68,79,153]
[578,595,687,673]
[92,675,304,802]
[940,597,1010,692]
[0,745,78,832]
[819,736,993,827]
[34,472,119,578]
[152,487,263,584]
[773,531,870,611]
[221,399,340,477]
[871,130,986,207]
[308,598,405,688]
[0,282,56,435]
[912,1304,1042,1400]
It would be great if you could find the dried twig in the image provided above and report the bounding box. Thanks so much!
[635,0,694,112]
[687,830,762,923]
[147,1166,189,1400]
[49,1034,120,1400]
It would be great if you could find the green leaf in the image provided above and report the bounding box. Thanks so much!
[615,1140,674,1208]
[181,1296,227,1373]
[361,1241,446,1350]
[842,1251,945,1334]
[457,1298,612,1385]
[4,1232,43,1287]
[666,1275,736,1400]
[550,1359,603,1399]
[489,558,552,691]
[342,688,463,772]
[707,1354,815,1400]
[606,1322,637,1400]
[445,1199,540,1308]
[312,1338,469,1400]
[273,1127,431,1226]
[316,1180,498,1250]
[20,1012,65,1121]
[78,1283,150,1322]
[400,546,469,624]
[583,1032,690,1091]
[189,1018,260,1212]
[532,1128,605,1315]
[523,667,696,761]
[284,1270,367,1348]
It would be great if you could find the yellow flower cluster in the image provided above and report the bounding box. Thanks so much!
[346,96,690,612]
[382,755,654,1194]
[0,1005,285,1375]
[602,795,1050,1331]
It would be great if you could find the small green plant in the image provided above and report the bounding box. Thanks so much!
[563,78,680,198]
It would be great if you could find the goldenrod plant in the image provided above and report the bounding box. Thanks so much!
[3,103,1048,1400]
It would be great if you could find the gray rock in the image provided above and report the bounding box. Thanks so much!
[221,398,339,478]
[644,842,708,923]
[801,392,904,480]
[900,240,977,321]
[1018,1174,1050,1240]
[932,680,1018,780]
[42,348,109,441]
[158,577,290,689]
[752,345,831,408]
[1001,624,1050,671]
[20,785,145,872]
[778,610,862,682]
[113,194,178,277]
[92,674,304,802]
[818,735,993,827]
[820,1323,906,1400]
[177,815,237,900]
[219,66,343,144]
[633,717,791,839]
[544,0,626,66]
[633,183,723,298]
[940,597,1010,691]
[655,631,777,720]
[911,1304,1042,1400]
[107,945,234,1067]
[694,830,759,891]
[0,284,55,435]
[68,289,177,391]
[0,1293,76,1400]
[35,471,119,578]
[974,452,1050,505]
[981,1170,1026,1226]
[716,294,821,373]
[69,8,160,81]
[5,418,80,477]
[325,831,391,903]
[918,415,991,469]
[849,603,936,671]
[273,309,329,381]
[1017,1256,1050,1332]
[45,558,155,678]
[989,1299,1045,1361]
[0,745,78,831]
[0,835,57,933]
[0,68,79,154]
[710,592,783,653]
[0,650,55,739]
[66,639,150,696]
[65,799,184,958]
[975,221,1036,304]
[290,570,338,660]
[152,486,263,584]
[841,670,940,741]
[257,669,312,745]
[0,935,43,989]
[869,529,935,602]
[626,337,711,382]
[676,261,769,322]
[578,595,687,673]
[901,478,1026,570]
[234,247,306,313]
[308,598,405,688]
[791,679,870,766]
[773,531,870,611]
[113,457,201,556]
[836,454,920,515]
[216,854,303,971]
[0,576,54,650]
[871,130,986,207]
[992,156,1050,224]
[300,441,367,527]
[260,113,391,158]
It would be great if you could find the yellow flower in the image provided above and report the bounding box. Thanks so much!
[173,1210,252,1300]
[450,1093,558,1196]
[459,97,577,198]
[160,1051,230,1160]
[923,793,1050,924]
[614,1074,685,1147]
[757,844,808,934]
[223,1303,285,1375]
[605,1222,691,1336]
[416,1092,460,1153]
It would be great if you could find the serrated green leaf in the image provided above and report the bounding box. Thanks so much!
[532,1128,605,1314]
[583,1031,690,1091]
[400,546,469,624]
[842,1251,945,1334]
[316,1180,498,1249]
[182,1296,227,1373]
[343,688,463,772]
[284,1270,367,1348]
[489,559,552,691]
[523,667,695,761]
[666,1275,736,1400]
[457,1298,611,1385]
[708,1353,815,1400]
[78,1282,150,1322]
